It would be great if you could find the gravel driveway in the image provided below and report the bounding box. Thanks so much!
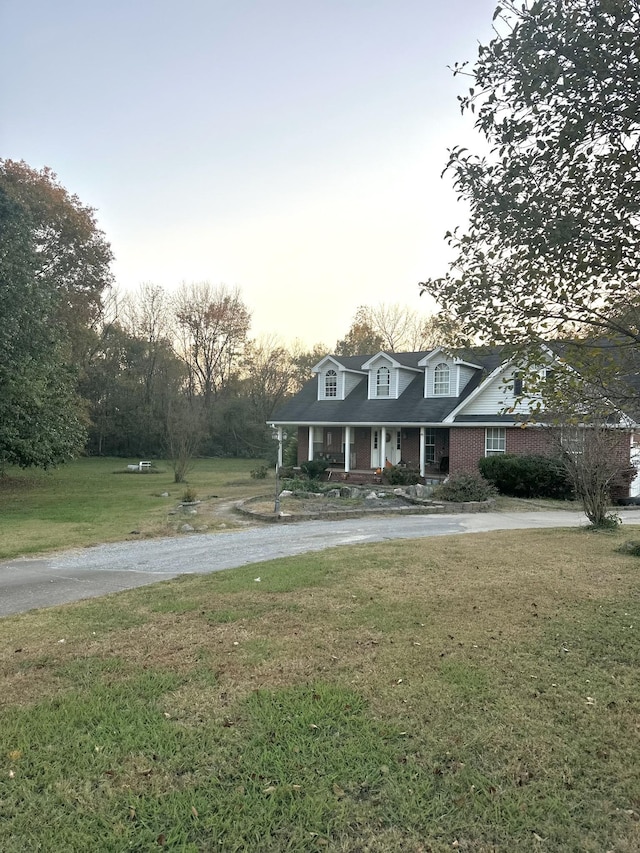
[1,509,634,617]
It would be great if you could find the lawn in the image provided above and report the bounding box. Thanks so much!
[0,457,269,560]
[1,526,639,851]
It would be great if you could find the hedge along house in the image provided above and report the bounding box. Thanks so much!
[269,346,637,490]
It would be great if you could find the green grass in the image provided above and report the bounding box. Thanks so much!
[0,457,267,559]
[1,527,639,851]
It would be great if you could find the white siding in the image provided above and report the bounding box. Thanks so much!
[397,368,415,396]
[457,365,476,395]
[344,372,364,397]
[462,371,540,415]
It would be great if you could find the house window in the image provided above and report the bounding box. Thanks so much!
[373,430,379,449]
[325,369,337,397]
[513,373,524,396]
[396,430,401,451]
[485,427,506,456]
[433,362,450,395]
[376,366,390,397]
[424,428,436,464]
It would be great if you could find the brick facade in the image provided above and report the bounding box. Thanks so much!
[448,426,559,474]
[297,424,633,496]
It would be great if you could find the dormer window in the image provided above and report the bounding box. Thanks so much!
[433,362,450,395]
[325,369,337,397]
[376,366,390,397]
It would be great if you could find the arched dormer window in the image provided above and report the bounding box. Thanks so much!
[325,369,337,397]
[433,362,450,395]
[376,366,390,397]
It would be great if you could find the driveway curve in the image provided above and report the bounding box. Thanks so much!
[0,510,635,617]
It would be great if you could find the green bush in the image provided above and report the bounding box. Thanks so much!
[282,435,298,467]
[478,454,573,499]
[250,465,269,479]
[300,459,330,480]
[280,478,327,494]
[384,465,421,486]
[434,472,497,502]
[181,486,198,502]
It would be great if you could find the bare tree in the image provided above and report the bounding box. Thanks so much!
[173,282,251,408]
[553,423,634,527]
[243,335,296,423]
[339,304,457,353]
[165,397,205,484]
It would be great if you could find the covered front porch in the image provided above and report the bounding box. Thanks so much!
[291,425,450,479]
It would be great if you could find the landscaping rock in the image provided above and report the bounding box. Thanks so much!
[180,524,194,533]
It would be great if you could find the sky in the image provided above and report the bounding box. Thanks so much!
[1,0,498,349]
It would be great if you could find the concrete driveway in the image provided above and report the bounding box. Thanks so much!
[1,510,635,617]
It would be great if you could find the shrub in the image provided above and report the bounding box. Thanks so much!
[384,465,421,486]
[433,472,497,502]
[181,486,198,502]
[250,465,269,479]
[617,539,640,556]
[300,459,330,480]
[282,435,298,467]
[478,454,573,499]
[280,478,327,494]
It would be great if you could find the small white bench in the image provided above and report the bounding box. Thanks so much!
[138,461,151,471]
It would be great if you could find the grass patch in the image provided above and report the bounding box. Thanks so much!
[0,457,266,559]
[0,527,639,850]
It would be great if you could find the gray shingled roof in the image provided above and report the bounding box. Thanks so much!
[271,347,508,425]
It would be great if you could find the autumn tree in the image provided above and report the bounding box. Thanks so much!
[420,0,640,412]
[335,312,384,356]
[0,161,113,470]
[337,304,455,354]
[173,282,251,408]
[0,160,114,369]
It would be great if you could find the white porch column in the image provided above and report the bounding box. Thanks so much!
[419,426,426,478]
[344,426,352,472]
[277,427,284,467]
[308,426,314,461]
[380,427,387,468]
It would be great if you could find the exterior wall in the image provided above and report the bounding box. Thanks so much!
[457,365,477,395]
[354,428,371,469]
[448,428,487,474]
[449,426,553,474]
[461,370,542,416]
[397,369,416,396]
[401,430,421,468]
[344,372,363,397]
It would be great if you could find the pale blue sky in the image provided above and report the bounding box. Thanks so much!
[1,0,498,347]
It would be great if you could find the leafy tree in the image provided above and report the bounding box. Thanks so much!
[420,0,640,411]
[0,160,114,369]
[0,164,100,470]
[335,312,384,355]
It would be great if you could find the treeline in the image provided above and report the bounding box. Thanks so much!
[80,281,326,462]
[0,159,451,474]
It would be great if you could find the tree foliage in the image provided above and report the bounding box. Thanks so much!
[0,162,111,469]
[173,282,251,406]
[0,159,114,367]
[336,304,455,354]
[420,0,640,411]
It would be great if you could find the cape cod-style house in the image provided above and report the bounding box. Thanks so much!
[269,346,637,491]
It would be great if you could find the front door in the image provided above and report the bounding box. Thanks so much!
[371,429,402,468]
